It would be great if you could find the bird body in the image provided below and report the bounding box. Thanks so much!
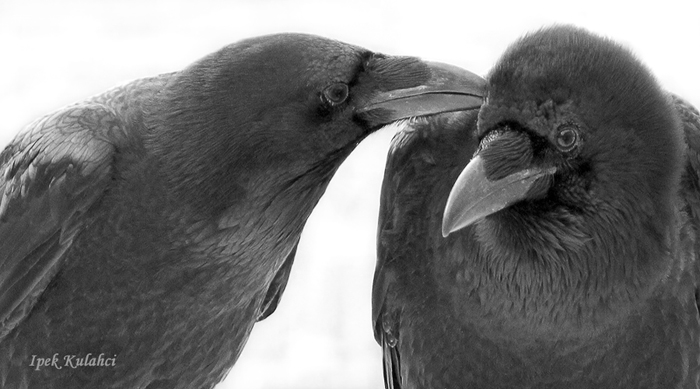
[374,26,700,388]
[0,33,485,388]
[1,72,300,389]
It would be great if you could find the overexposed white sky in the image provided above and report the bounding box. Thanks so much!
[1,1,699,388]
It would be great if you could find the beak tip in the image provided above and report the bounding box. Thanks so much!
[441,226,452,238]
[441,212,456,237]
[441,211,471,237]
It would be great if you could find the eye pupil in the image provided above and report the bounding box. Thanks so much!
[322,83,349,105]
[556,127,578,150]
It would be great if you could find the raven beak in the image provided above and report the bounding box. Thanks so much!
[358,62,486,124]
[441,155,556,237]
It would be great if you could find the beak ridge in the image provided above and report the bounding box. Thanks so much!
[358,61,486,123]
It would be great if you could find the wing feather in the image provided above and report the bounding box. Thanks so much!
[0,103,120,339]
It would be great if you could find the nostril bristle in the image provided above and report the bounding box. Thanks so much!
[475,127,508,156]
[479,130,533,181]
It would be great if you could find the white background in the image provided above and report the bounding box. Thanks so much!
[1,1,699,388]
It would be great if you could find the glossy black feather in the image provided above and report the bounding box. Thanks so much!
[257,241,298,321]
[374,112,477,389]
[374,26,700,388]
[0,104,119,340]
[0,33,481,389]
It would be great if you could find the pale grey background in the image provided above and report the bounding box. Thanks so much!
[1,0,698,388]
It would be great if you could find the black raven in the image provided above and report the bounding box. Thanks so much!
[373,25,700,388]
[0,33,485,389]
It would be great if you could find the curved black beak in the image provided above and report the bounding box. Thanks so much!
[357,61,486,124]
[442,155,556,237]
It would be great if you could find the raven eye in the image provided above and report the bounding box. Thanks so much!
[556,126,578,151]
[321,83,349,106]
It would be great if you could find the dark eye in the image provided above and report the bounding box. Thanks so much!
[556,126,579,151]
[321,83,349,106]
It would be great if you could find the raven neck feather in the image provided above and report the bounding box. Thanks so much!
[458,200,675,339]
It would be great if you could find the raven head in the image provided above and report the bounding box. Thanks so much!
[151,33,485,216]
[442,26,682,244]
